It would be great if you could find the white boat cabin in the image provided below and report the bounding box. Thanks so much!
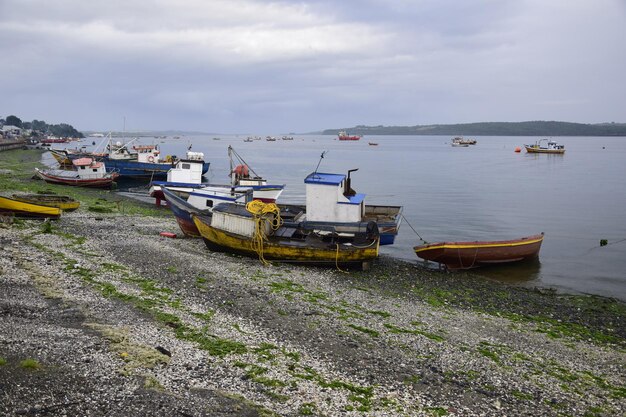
[132,145,165,163]
[72,158,108,179]
[304,171,365,223]
[166,151,205,183]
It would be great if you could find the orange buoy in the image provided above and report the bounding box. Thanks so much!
[159,232,177,238]
[514,147,521,153]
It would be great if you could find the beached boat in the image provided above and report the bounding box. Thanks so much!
[35,157,119,188]
[161,187,217,237]
[338,131,361,141]
[413,233,544,270]
[524,139,565,154]
[148,150,209,205]
[11,194,80,212]
[150,146,283,206]
[56,137,210,179]
[0,195,62,219]
[192,203,379,269]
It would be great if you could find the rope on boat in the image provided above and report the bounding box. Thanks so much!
[335,243,349,273]
[401,214,428,243]
[246,200,282,265]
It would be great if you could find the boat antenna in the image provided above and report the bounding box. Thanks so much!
[314,151,327,176]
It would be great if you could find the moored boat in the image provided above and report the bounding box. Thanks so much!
[414,233,544,270]
[524,139,565,154]
[452,137,477,146]
[0,195,62,219]
[338,131,361,141]
[192,202,379,269]
[11,194,80,212]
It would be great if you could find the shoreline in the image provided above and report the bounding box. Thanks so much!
[1,149,625,416]
[1,210,624,416]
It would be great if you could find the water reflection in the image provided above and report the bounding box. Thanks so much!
[473,258,542,285]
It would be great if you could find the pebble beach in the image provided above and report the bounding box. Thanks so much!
[1,207,624,416]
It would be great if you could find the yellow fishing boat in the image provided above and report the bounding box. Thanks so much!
[192,202,380,270]
[0,195,62,219]
[11,194,80,212]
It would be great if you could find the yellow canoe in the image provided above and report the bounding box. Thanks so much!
[0,195,62,218]
[192,213,379,269]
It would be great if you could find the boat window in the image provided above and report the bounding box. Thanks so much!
[206,200,213,208]
[92,169,97,172]
[182,163,191,170]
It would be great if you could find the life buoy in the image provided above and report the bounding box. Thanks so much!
[148,155,155,162]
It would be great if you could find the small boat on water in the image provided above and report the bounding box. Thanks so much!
[338,131,361,141]
[0,195,62,219]
[192,203,380,269]
[414,233,544,270]
[35,158,119,188]
[452,137,477,146]
[524,139,565,154]
[11,194,80,212]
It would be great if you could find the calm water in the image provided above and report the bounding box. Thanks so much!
[80,134,626,300]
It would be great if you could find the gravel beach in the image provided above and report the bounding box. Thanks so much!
[1,209,624,416]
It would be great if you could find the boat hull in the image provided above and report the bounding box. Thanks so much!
[0,195,62,219]
[524,146,565,154]
[414,233,544,269]
[193,214,379,268]
[161,187,205,237]
[35,168,118,188]
[11,194,80,211]
[99,158,209,179]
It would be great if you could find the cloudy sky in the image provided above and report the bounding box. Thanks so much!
[1,0,624,133]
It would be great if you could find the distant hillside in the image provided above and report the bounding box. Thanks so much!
[322,121,626,136]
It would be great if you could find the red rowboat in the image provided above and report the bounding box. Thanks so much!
[414,233,544,270]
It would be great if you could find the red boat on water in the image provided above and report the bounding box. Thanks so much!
[414,233,544,270]
[338,130,361,141]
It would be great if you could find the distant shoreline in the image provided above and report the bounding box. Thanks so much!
[321,121,626,137]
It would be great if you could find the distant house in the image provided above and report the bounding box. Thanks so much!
[1,125,21,136]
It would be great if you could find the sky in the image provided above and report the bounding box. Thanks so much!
[1,0,625,134]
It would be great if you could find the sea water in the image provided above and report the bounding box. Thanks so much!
[88,134,626,300]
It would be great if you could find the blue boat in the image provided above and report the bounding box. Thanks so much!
[102,145,209,179]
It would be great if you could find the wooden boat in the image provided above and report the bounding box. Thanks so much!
[0,195,62,219]
[161,186,249,237]
[35,157,119,188]
[414,233,544,270]
[524,139,565,154]
[11,194,80,211]
[192,203,379,269]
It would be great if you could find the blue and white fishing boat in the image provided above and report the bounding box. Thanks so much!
[298,170,402,245]
[102,143,209,179]
[150,145,284,206]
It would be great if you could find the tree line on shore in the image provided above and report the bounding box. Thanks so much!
[323,121,626,136]
[1,114,84,138]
